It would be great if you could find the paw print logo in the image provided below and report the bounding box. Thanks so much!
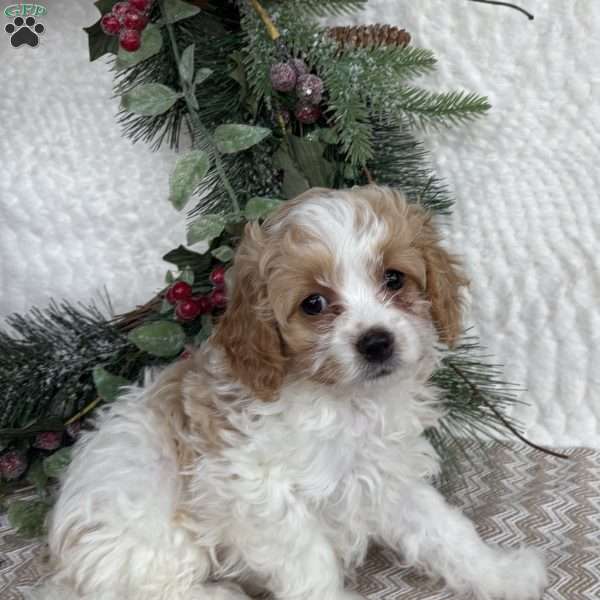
[5,16,44,47]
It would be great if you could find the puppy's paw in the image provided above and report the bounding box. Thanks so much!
[475,547,548,600]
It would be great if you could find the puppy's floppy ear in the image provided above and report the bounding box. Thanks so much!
[213,222,285,400]
[414,211,468,346]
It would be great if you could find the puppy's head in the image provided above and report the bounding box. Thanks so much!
[214,185,467,400]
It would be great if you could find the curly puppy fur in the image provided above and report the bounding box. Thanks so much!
[31,186,547,600]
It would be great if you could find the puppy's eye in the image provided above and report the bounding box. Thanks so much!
[384,269,405,291]
[301,294,328,315]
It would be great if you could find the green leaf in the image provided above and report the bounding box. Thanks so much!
[163,245,211,272]
[116,24,163,68]
[194,313,214,344]
[7,500,49,538]
[194,67,213,87]
[288,136,336,188]
[201,314,213,335]
[128,321,186,357]
[160,298,174,315]
[180,266,195,285]
[162,0,201,23]
[121,83,181,116]
[319,128,338,145]
[244,197,283,220]
[94,0,119,13]
[187,214,226,246]
[168,150,210,211]
[92,366,131,403]
[211,245,234,262]
[179,44,195,84]
[273,147,310,198]
[27,459,48,495]
[43,448,72,479]
[165,270,175,284]
[273,136,336,198]
[83,19,119,62]
[343,163,359,180]
[214,124,271,155]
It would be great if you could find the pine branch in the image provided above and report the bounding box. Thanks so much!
[240,2,488,166]
[322,46,438,165]
[0,302,132,431]
[368,120,453,213]
[392,88,491,129]
[279,0,368,17]
[430,336,525,456]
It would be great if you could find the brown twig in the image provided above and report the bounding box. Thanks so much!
[112,292,163,332]
[363,167,374,184]
[64,397,102,426]
[469,0,534,20]
[448,363,569,459]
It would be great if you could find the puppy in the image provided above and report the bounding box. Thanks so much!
[34,186,547,600]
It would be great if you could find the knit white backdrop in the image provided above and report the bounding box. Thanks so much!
[0,1,598,447]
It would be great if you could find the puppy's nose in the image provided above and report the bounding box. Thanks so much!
[356,328,395,363]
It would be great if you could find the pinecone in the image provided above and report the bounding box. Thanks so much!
[328,25,411,49]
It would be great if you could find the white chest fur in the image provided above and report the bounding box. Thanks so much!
[190,376,443,571]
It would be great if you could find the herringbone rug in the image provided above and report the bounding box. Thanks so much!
[1,445,598,599]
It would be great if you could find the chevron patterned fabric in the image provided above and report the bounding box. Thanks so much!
[1,444,599,599]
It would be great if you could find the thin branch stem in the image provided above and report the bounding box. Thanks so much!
[249,0,280,40]
[158,0,240,215]
[64,397,102,426]
[469,0,534,20]
[448,363,569,459]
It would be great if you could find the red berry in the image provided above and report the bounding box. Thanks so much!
[176,299,202,321]
[0,450,28,481]
[196,295,212,315]
[165,286,176,305]
[210,265,226,289]
[270,62,297,93]
[112,1,130,19]
[295,101,321,125]
[210,289,227,310]
[129,0,152,12]
[100,13,121,35]
[33,431,62,451]
[119,28,141,52]
[123,8,148,31]
[167,281,192,304]
[180,349,192,360]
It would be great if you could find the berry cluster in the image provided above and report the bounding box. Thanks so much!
[0,428,78,483]
[165,265,228,322]
[100,0,152,53]
[269,59,324,125]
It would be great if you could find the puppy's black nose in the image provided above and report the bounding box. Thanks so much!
[356,328,395,363]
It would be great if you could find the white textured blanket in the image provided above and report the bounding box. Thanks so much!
[0,1,598,447]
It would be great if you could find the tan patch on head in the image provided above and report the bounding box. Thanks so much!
[267,224,344,381]
[213,222,286,401]
[359,185,468,345]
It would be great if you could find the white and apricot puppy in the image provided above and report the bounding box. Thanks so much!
[34,186,547,600]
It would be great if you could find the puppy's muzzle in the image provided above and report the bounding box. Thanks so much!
[356,327,395,364]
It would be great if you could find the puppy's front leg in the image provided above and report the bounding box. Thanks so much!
[231,499,361,600]
[376,480,547,600]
